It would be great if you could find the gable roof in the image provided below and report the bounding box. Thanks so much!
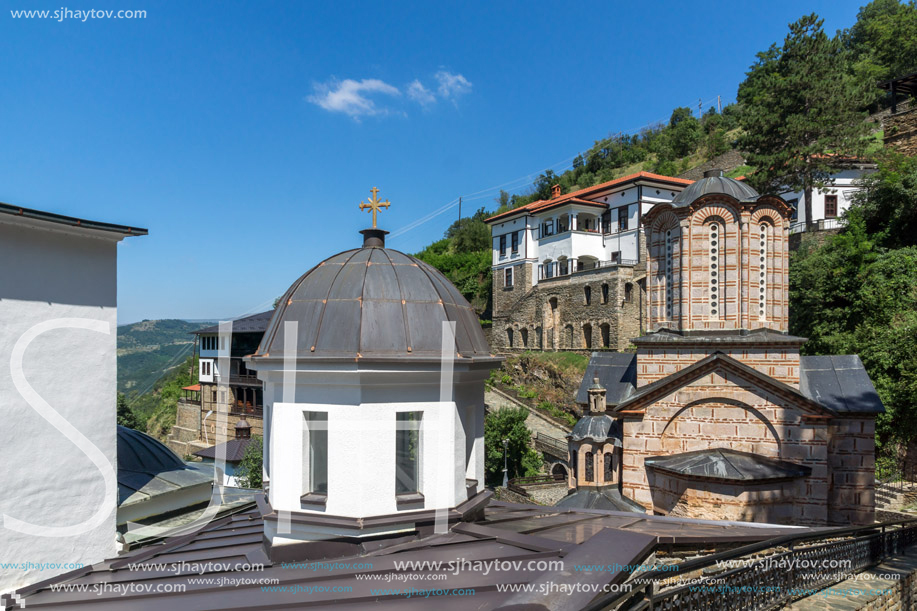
[612,352,832,416]
[576,352,637,405]
[485,172,694,223]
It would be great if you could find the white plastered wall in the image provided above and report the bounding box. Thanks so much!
[0,220,121,593]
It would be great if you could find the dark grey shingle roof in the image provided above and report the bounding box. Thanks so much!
[799,355,885,414]
[193,438,254,463]
[576,352,637,405]
[645,448,812,482]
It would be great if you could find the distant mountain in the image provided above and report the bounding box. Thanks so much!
[117,319,212,398]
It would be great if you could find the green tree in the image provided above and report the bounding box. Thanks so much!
[737,14,872,224]
[235,435,263,489]
[116,392,139,429]
[667,106,702,158]
[484,407,543,486]
[852,152,917,249]
[846,0,917,108]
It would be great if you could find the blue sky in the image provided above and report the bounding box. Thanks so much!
[1,0,865,324]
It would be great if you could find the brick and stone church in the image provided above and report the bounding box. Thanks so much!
[569,170,884,526]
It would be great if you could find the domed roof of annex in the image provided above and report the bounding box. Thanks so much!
[252,229,499,363]
[670,169,760,207]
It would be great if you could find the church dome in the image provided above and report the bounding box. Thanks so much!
[253,229,496,362]
[670,169,759,207]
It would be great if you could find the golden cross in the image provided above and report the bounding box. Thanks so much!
[359,187,391,228]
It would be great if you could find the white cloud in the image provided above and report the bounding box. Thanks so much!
[407,80,436,106]
[435,70,472,101]
[307,78,401,118]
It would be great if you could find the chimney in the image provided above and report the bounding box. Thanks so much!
[551,184,561,199]
[360,228,389,248]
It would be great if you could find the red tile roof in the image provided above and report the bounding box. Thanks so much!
[485,171,694,223]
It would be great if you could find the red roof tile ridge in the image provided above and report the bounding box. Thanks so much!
[486,172,693,222]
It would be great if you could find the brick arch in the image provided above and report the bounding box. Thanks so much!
[659,397,782,456]
[650,210,679,234]
[751,206,785,228]
[690,203,739,226]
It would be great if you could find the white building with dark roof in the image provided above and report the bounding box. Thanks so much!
[0,203,145,593]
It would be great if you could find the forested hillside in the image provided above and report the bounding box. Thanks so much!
[412,1,917,460]
[414,0,913,322]
[117,319,212,398]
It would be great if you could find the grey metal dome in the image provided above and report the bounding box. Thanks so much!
[670,169,759,207]
[569,414,622,445]
[117,425,186,473]
[253,231,497,362]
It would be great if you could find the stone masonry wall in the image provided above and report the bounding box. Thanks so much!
[884,107,917,157]
[827,417,877,526]
[492,264,645,353]
[621,378,832,526]
[636,346,801,387]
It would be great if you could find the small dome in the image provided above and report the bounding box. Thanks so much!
[671,169,759,207]
[117,425,186,473]
[235,418,251,430]
[254,232,497,362]
[569,414,622,445]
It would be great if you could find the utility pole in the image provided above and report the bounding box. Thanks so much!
[698,98,703,118]
[717,95,722,114]
[458,196,462,222]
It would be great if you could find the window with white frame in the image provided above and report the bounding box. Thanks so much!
[396,412,422,495]
[304,412,328,496]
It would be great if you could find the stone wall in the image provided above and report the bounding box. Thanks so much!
[827,417,877,526]
[884,107,917,157]
[621,387,830,525]
[492,265,646,353]
[636,346,801,386]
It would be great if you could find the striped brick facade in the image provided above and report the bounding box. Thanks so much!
[614,178,877,526]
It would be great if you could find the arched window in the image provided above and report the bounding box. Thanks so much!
[520,328,529,347]
[709,222,720,318]
[583,324,592,349]
[601,283,609,304]
[584,285,592,305]
[536,327,543,349]
[565,325,574,349]
[506,328,514,348]
[624,282,633,303]
[758,223,768,318]
[604,453,613,482]
[600,323,610,348]
[585,451,594,482]
[571,450,578,480]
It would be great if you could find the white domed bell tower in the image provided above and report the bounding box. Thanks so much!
[246,190,502,562]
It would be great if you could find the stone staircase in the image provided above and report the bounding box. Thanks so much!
[875,480,917,517]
